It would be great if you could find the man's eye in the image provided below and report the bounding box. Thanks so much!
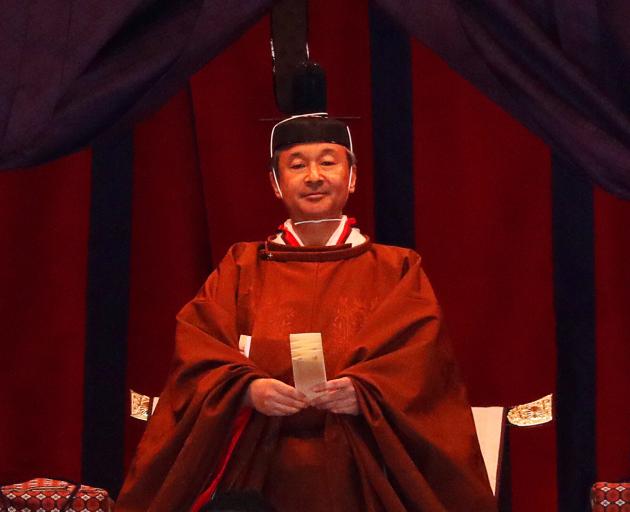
[290,162,306,169]
[320,160,336,166]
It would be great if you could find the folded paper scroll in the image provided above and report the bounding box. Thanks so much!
[289,332,327,399]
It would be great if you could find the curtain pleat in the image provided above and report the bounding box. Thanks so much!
[375,0,630,199]
[0,0,271,170]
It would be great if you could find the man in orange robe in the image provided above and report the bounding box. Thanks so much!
[115,114,496,512]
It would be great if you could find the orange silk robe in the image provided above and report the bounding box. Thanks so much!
[115,239,496,512]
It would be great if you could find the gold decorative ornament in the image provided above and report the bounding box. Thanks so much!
[507,393,553,427]
[130,389,151,421]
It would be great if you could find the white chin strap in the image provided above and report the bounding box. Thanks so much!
[272,169,284,199]
[293,218,342,225]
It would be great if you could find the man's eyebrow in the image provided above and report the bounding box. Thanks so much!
[286,148,338,159]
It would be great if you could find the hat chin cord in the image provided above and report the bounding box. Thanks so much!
[272,169,284,199]
[293,218,342,225]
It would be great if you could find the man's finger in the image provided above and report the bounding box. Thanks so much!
[310,392,348,407]
[321,398,356,409]
[274,395,308,409]
[273,381,308,402]
[329,377,353,387]
[312,378,353,393]
[327,396,356,406]
[311,386,355,403]
[312,396,357,411]
[272,403,302,416]
[331,405,359,415]
[309,392,340,407]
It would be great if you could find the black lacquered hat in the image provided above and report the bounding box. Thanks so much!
[269,113,353,156]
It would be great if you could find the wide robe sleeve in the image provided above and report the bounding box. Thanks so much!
[336,254,497,512]
[115,245,268,512]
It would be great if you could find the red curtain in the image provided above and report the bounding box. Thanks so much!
[411,40,557,510]
[595,190,630,482]
[0,151,91,483]
[123,87,213,469]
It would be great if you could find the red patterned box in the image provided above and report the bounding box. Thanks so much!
[0,477,113,512]
[591,482,630,511]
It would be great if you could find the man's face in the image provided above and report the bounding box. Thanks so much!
[269,142,356,222]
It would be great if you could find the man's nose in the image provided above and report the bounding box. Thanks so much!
[305,162,323,183]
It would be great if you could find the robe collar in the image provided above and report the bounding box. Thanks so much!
[271,215,366,248]
[263,216,371,262]
[260,237,372,262]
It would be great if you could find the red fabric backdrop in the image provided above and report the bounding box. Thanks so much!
[0,150,91,483]
[595,190,630,483]
[2,1,630,509]
[123,87,213,469]
[411,40,557,511]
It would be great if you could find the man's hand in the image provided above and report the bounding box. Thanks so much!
[309,377,360,415]
[244,378,308,416]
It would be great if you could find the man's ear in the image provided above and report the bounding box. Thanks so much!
[348,165,357,194]
[269,170,283,199]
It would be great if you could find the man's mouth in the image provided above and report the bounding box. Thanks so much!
[302,192,327,199]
